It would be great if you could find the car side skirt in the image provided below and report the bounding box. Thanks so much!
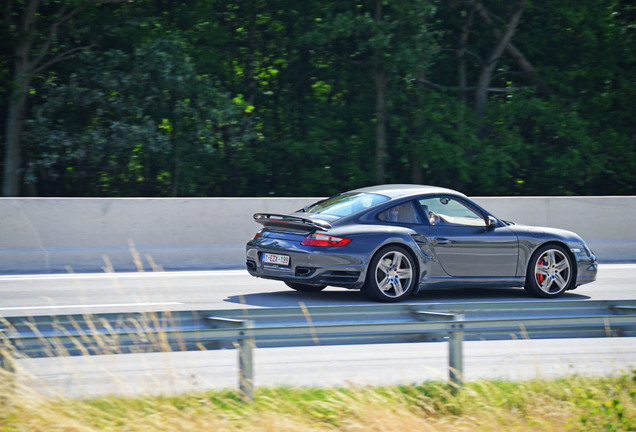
[414,277,526,292]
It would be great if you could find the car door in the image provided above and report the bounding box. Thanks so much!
[417,196,519,277]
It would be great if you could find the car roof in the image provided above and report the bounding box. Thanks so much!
[350,184,467,199]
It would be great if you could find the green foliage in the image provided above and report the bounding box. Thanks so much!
[24,36,246,196]
[570,372,636,431]
[2,0,635,196]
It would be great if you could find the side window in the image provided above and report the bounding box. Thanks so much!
[418,197,486,227]
[378,201,422,224]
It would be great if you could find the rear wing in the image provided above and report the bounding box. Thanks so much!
[253,213,332,231]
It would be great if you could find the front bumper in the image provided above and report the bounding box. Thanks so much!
[573,248,598,288]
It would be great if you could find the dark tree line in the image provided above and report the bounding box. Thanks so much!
[2,0,635,197]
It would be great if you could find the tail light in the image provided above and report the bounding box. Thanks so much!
[253,229,263,241]
[301,233,352,247]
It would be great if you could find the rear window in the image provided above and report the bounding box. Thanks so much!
[304,193,390,217]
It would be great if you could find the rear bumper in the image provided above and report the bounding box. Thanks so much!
[245,244,366,288]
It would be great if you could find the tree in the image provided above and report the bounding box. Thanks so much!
[2,0,125,196]
[301,0,436,185]
[4,0,635,197]
[25,36,245,196]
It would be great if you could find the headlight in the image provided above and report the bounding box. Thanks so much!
[568,242,590,255]
[568,243,587,253]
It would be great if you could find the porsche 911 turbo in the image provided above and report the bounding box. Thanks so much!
[245,184,598,302]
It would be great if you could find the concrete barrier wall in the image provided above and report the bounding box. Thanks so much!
[472,196,635,262]
[1,196,634,274]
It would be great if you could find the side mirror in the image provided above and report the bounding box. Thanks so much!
[487,216,499,227]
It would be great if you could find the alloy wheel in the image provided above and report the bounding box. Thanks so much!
[533,248,572,294]
[373,250,414,298]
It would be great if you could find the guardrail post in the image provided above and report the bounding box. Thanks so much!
[237,320,255,401]
[0,350,11,372]
[0,352,15,379]
[448,313,464,388]
[0,328,15,373]
[207,316,256,401]
[1,333,17,402]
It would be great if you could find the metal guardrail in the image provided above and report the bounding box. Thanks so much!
[2,299,636,400]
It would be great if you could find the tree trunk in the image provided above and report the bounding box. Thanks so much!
[411,70,429,185]
[170,114,181,197]
[374,67,387,184]
[410,82,423,185]
[474,0,526,128]
[457,6,474,140]
[373,0,387,184]
[473,1,550,96]
[2,0,40,196]
[3,90,27,197]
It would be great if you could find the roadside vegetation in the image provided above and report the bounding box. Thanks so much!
[2,1,636,197]
[1,368,634,431]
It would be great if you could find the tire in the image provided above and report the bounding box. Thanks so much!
[362,245,417,302]
[284,281,327,292]
[524,244,575,298]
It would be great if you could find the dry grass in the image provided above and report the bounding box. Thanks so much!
[1,366,634,432]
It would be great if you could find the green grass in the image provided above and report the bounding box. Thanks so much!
[1,369,634,431]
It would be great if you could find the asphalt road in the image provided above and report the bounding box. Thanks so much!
[1,264,635,316]
[2,264,635,398]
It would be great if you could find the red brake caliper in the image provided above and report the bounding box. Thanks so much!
[536,258,545,284]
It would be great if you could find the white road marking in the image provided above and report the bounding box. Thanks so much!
[0,302,183,311]
[598,263,636,269]
[0,270,246,281]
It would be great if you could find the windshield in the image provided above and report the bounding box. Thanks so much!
[304,192,389,217]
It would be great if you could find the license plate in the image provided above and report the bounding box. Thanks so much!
[262,253,290,266]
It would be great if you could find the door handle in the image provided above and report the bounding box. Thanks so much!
[434,238,451,245]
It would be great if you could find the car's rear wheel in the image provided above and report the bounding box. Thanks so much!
[362,245,417,302]
[284,281,327,292]
[524,244,574,298]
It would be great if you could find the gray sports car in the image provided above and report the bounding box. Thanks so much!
[245,184,598,302]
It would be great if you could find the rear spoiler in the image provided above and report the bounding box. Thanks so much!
[253,213,332,231]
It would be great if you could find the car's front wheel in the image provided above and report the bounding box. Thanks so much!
[524,244,575,298]
[284,281,327,292]
[362,245,417,302]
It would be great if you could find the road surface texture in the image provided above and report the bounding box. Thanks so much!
[2,264,635,398]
